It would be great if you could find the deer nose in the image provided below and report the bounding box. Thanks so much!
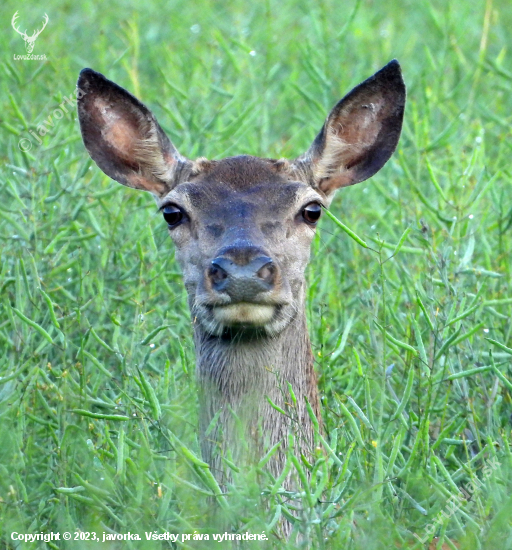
[208,255,276,301]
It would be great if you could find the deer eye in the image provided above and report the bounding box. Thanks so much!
[162,204,184,227]
[302,203,322,224]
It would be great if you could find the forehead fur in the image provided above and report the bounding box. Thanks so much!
[192,155,291,189]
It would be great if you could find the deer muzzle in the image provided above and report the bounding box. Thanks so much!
[209,255,275,298]
[206,253,280,327]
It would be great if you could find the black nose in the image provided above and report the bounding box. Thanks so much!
[208,255,276,301]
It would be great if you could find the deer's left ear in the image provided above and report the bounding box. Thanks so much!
[294,60,406,199]
[77,68,190,198]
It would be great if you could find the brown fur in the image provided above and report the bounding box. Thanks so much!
[77,61,406,483]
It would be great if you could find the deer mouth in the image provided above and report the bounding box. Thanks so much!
[193,294,295,337]
[212,303,276,327]
[192,300,292,338]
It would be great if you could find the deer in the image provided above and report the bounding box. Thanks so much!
[11,11,48,54]
[77,61,405,485]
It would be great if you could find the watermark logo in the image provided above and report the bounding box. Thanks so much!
[11,11,48,60]
[17,87,86,153]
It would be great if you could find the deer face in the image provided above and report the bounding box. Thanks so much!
[77,62,405,338]
[158,156,324,337]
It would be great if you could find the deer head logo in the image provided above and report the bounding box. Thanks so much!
[11,11,49,54]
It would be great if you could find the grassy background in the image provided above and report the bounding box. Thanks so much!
[1,0,512,547]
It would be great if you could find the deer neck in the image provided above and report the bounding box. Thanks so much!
[193,306,319,472]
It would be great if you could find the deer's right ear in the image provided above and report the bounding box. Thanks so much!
[293,60,406,200]
[77,69,190,197]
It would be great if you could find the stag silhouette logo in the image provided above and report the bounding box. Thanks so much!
[11,11,49,54]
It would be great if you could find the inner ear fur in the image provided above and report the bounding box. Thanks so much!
[77,68,191,197]
[294,60,406,196]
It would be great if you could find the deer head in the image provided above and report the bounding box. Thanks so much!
[77,61,405,341]
[77,62,405,477]
[11,11,48,54]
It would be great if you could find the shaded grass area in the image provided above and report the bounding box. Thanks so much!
[1,0,512,547]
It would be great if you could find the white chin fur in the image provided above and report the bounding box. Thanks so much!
[213,303,275,326]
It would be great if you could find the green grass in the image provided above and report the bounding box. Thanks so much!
[1,0,512,548]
